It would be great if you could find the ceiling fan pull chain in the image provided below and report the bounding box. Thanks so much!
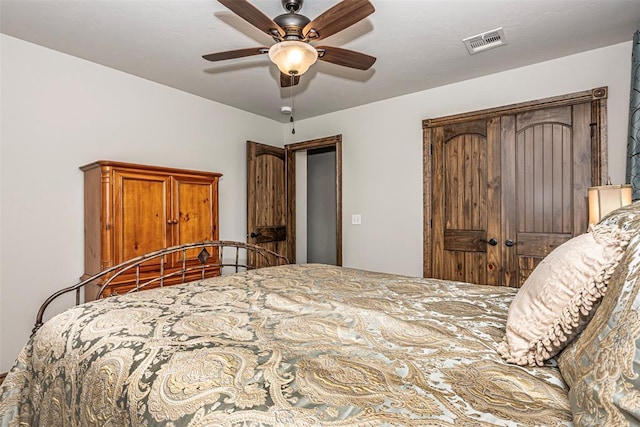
[290,74,296,134]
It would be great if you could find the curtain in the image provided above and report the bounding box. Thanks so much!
[626,31,640,200]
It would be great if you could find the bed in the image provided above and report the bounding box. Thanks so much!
[1,204,640,426]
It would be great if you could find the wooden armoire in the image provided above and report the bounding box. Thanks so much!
[423,87,607,287]
[81,161,222,300]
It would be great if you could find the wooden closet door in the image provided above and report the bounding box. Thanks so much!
[501,104,592,287]
[426,90,603,288]
[432,118,502,285]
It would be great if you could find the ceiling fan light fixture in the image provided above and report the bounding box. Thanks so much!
[268,41,318,76]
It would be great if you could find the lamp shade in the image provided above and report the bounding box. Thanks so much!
[587,184,633,225]
[268,41,318,76]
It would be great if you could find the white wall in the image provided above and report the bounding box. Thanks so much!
[0,35,283,372]
[285,41,633,278]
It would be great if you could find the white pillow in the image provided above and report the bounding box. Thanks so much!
[497,223,631,366]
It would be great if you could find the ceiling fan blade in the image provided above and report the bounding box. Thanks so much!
[202,47,269,62]
[303,0,374,41]
[218,0,285,38]
[317,46,376,70]
[280,73,300,87]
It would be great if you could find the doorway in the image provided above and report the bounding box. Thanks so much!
[246,135,342,266]
[286,135,342,265]
[295,146,338,264]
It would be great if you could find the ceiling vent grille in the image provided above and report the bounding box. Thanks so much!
[463,27,508,55]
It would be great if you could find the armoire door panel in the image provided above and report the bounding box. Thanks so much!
[113,171,171,266]
[173,177,218,262]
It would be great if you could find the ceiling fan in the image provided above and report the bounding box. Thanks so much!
[203,0,376,87]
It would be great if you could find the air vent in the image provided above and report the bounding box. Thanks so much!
[463,27,508,55]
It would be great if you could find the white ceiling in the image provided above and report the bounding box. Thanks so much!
[2,0,639,122]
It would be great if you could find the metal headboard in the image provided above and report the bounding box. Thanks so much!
[33,240,288,334]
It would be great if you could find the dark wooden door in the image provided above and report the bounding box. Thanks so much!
[247,141,288,267]
[426,89,605,287]
[432,118,502,285]
[501,104,592,286]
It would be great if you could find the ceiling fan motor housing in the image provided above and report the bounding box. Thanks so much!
[274,12,310,40]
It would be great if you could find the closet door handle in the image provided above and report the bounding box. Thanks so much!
[250,232,262,238]
[505,239,515,247]
[487,238,498,246]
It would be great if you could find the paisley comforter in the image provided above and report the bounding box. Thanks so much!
[0,264,572,426]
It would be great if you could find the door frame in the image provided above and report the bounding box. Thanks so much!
[422,87,608,278]
[285,134,343,265]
